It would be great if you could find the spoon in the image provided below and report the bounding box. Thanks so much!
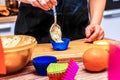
[49,6,63,43]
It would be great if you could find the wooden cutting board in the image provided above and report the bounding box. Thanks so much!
[31,39,110,62]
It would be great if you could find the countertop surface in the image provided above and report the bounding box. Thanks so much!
[1,39,118,80]
[0,62,107,80]
[31,39,111,62]
[0,16,17,23]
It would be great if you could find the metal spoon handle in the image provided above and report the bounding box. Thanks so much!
[53,6,57,24]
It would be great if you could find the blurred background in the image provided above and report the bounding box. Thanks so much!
[0,0,120,41]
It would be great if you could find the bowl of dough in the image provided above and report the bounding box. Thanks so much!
[1,35,37,74]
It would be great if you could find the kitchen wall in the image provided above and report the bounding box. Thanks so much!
[0,22,15,35]
[0,0,5,5]
[101,9,120,41]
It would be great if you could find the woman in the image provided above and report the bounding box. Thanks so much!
[15,0,106,43]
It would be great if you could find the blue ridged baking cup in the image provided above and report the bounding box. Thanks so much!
[32,56,57,76]
[50,38,70,50]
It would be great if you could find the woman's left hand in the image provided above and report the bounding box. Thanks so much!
[84,24,104,42]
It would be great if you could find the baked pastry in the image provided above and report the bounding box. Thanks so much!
[0,4,10,16]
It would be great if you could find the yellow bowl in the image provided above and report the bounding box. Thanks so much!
[1,35,37,74]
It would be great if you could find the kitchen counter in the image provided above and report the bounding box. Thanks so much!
[0,62,107,80]
[0,16,17,23]
[0,39,119,80]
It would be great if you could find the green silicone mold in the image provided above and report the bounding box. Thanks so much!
[47,63,68,74]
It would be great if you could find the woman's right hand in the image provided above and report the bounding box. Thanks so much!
[28,0,57,10]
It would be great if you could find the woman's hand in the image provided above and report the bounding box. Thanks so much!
[84,24,104,43]
[85,0,106,42]
[28,0,57,10]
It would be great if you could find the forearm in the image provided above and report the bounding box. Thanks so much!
[17,0,57,10]
[88,0,106,25]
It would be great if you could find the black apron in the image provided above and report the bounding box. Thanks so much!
[15,0,89,43]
